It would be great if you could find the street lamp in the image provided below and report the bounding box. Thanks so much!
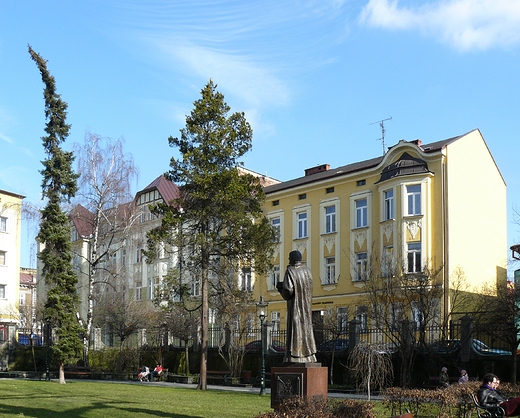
[45,319,51,381]
[256,296,268,396]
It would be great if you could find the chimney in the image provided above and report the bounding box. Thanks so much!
[305,164,330,176]
[410,139,422,147]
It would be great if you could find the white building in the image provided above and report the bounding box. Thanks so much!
[0,189,24,347]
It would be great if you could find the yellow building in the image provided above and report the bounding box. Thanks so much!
[256,129,507,341]
[0,189,24,349]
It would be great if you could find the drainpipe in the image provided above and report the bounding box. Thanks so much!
[442,152,449,327]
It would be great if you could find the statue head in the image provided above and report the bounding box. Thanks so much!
[289,250,302,265]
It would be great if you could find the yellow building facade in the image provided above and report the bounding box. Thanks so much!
[255,130,507,339]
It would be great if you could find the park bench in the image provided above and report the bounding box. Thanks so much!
[150,368,169,382]
[64,367,93,379]
[471,393,505,418]
[425,375,459,389]
[206,370,231,385]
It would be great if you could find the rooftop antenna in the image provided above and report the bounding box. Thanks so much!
[370,117,392,155]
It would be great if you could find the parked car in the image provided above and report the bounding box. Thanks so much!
[472,339,511,356]
[317,338,349,352]
[244,340,285,353]
[375,341,399,354]
[426,339,461,354]
[426,339,511,356]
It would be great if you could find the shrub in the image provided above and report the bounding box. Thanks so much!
[254,397,375,418]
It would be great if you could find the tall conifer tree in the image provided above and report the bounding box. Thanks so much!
[29,45,83,383]
[146,80,274,390]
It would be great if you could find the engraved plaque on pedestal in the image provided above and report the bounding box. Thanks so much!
[271,365,328,409]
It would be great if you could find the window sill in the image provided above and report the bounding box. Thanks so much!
[351,225,369,231]
[321,231,337,237]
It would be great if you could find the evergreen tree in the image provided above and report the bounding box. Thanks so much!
[146,80,275,390]
[29,45,83,383]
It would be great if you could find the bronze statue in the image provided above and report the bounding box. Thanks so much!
[277,250,317,363]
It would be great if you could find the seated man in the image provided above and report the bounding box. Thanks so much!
[150,364,163,382]
[477,373,520,416]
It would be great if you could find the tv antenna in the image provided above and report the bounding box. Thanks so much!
[370,117,392,155]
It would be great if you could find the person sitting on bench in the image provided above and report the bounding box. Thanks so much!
[477,373,520,416]
[150,364,163,382]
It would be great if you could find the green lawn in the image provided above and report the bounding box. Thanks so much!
[0,380,272,418]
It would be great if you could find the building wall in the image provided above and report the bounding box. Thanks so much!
[0,190,24,339]
[444,130,507,291]
[257,131,507,334]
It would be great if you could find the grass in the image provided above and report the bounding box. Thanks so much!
[0,380,272,417]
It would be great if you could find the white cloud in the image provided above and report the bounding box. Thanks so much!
[359,0,520,51]
[0,133,13,144]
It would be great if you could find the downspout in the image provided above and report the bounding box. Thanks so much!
[442,151,449,328]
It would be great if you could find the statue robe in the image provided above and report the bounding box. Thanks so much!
[280,263,317,363]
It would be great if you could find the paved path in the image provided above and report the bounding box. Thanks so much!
[94,378,382,400]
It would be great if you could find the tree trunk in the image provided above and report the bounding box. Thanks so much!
[185,342,190,375]
[511,350,518,384]
[197,255,209,390]
[59,364,66,384]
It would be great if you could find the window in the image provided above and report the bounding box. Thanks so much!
[390,302,403,330]
[407,184,421,215]
[191,277,201,297]
[355,305,368,332]
[324,257,336,284]
[147,278,153,300]
[272,200,279,206]
[411,302,424,330]
[19,293,25,306]
[136,249,142,264]
[337,307,348,334]
[71,226,78,241]
[240,268,252,292]
[325,206,336,234]
[0,284,6,299]
[269,265,280,291]
[384,189,394,220]
[382,246,393,277]
[0,217,6,232]
[122,249,126,266]
[356,198,368,228]
[73,255,80,271]
[297,212,308,238]
[271,217,281,242]
[407,242,422,273]
[0,251,5,266]
[298,193,306,200]
[326,187,334,194]
[355,252,367,281]
[135,281,142,301]
[357,180,366,186]
[271,311,281,332]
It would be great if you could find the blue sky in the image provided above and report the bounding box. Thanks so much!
[1,0,519,269]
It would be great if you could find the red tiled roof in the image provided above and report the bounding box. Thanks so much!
[20,272,35,285]
[71,204,95,238]
[137,175,180,204]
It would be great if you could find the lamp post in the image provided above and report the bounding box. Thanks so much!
[45,319,51,381]
[256,296,268,396]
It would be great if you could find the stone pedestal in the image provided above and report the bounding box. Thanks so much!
[270,363,328,409]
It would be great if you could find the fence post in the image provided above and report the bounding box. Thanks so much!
[349,319,360,351]
[460,315,473,362]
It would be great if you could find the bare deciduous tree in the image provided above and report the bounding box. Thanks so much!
[100,292,151,372]
[72,132,139,366]
[362,249,444,387]
[348,341,394,400]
